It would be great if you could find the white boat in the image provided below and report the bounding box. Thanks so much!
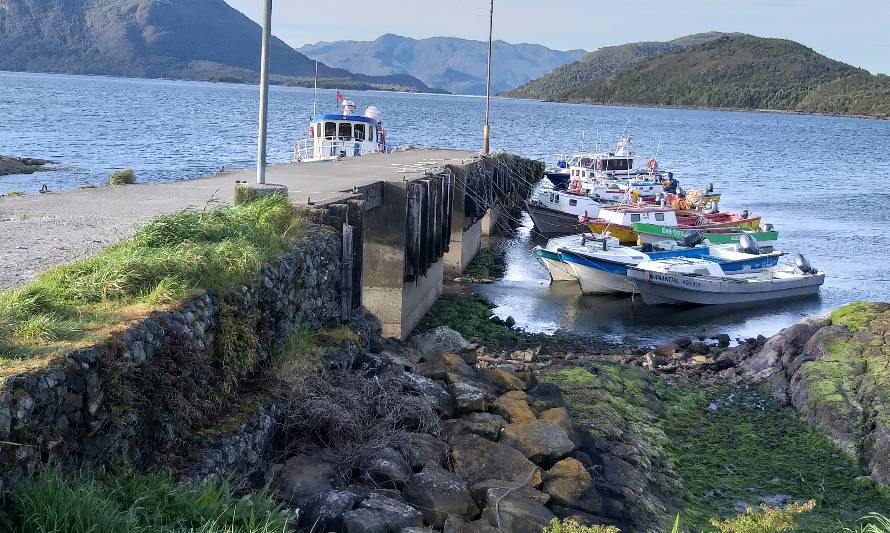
[533,233,618,282]
[526,188,604,236]
[294,98,386,162]
[559,236,648,294]
[625,256,825,305]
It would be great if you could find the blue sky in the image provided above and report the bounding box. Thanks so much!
[227,0,890,75]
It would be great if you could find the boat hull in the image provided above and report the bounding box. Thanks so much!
[528,204,588,236]
[634,223,779,248]
[626,270,825,305]
[534,248,577,281]
[589,218,763,245]
[560,250,634,294]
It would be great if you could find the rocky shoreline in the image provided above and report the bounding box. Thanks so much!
[0,155,50,177]
[224,297,889,533]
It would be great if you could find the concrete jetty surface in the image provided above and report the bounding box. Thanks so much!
[0,149,476,291]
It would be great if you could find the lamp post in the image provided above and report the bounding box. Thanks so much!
[482,0,493,155]
[256,0,272,184]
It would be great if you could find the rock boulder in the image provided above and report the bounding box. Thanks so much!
[402,463,479,527]
[502,420,576,465]
[451,434,542,487]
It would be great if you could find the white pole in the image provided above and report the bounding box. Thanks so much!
[482,0,493,155]
[313,61,318,116]
[256,0,272,185]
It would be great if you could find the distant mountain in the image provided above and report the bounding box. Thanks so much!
[299,34,587,95]
[0,0,437,92]
[503,32,733,100]
[505,33,890,118]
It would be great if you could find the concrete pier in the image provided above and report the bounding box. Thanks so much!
[0,149,540,339]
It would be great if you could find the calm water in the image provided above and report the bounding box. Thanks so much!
[2,71,890,343]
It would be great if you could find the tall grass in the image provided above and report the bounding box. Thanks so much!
[0,195,306,361]
[0,469,290,533]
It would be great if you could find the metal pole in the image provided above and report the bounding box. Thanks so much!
[482,0,493,155]
[256,0,272,184]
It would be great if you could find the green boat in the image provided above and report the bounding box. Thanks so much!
[633,222,779,247]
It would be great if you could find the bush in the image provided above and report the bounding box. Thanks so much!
[108,168,136,185]
[544,518,621,533]
[846,513,890,533]
[709,500,816,533]
[0,469,291,532]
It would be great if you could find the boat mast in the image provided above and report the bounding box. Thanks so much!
[256,0,272,185]
[482,0,494,155]
[313,61,318,116]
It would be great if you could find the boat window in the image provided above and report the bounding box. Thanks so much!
[555,194,560,202]
[655,213,665,221]
[324,122,336,138]
[578,158,592,168]
[354,123,366,141]
[315,123,322,138]
[606,159,631,171]
[569,199,577,206]
[549,193,554,202]
[631,214,641,223]
[338,122,352,139]
[369,126,376,142]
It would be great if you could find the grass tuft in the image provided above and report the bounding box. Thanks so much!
[108,168,136,185]
[0,469,290,532]
[0,195,307,364]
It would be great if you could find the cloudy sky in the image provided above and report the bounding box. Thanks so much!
[226,0,890,75]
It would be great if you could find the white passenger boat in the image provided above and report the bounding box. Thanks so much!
[294,97,386,162]
[625,255,825,305]
[559,236,648,294]
[533,233,616,282]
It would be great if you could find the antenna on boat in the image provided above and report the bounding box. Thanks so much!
[313,61,318,116]
[482,0,494,155]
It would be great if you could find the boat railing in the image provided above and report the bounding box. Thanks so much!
[294,138,382,162]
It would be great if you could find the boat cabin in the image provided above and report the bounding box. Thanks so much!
[295,100,386,162]
[598,206,678,228]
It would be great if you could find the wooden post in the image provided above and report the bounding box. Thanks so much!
[341,224,354,322]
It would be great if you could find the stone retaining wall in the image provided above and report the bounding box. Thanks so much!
[0,225,343,492]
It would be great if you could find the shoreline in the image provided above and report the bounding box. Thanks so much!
[499,94,890,121]
[0,155,52,177]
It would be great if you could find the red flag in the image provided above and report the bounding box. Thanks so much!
[336,90,344,103]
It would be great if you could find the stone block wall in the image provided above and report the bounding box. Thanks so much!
[0,225,343,492]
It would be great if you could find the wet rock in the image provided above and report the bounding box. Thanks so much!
[543,458,592,506]
[502,420,575,465]
[480,367,527,391]
[689,341,711,355]
[480,494,556,533]
[411,326,471,357]
[443,418,502,441]
[673,336,693,348]
[470,479,550,508]
[416,353,478,383]
[654,342,679,358]
[462,412,507,432]
[711,333,731,347]
[450,382,487,413]
[740,316,831,381]
[361,447,413,489]
[272,454,338,505]
[492,390,536,423]
[539,407,574,436]
[396,373,455,418]
[341,492,425,533]
[298,489,358,531]
[451,434,542,487]
[504,316,517,328]
[443,515,501,533]
[402,463,479,527]
[403,432,447,470]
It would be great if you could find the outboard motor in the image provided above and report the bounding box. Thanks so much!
[656,192,666,207]
[765,223,774,232]
[794,254,818,274]
[738,233,760,255]
[741,209,749,219]
[683,231,704,248]
[677,185,686,198]
[640,243,654,253]
[706,182,714,193]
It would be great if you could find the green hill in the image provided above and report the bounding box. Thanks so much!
[502,32,733,100]
[506,34,890,118]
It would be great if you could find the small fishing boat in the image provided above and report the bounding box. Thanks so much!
[633,222,779,248]
[294,95,386,162]
[526,188,604,236]
[533,233,619,282]
[558,236,782,295]
[625,255,824,305]
[584,206,762,245]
